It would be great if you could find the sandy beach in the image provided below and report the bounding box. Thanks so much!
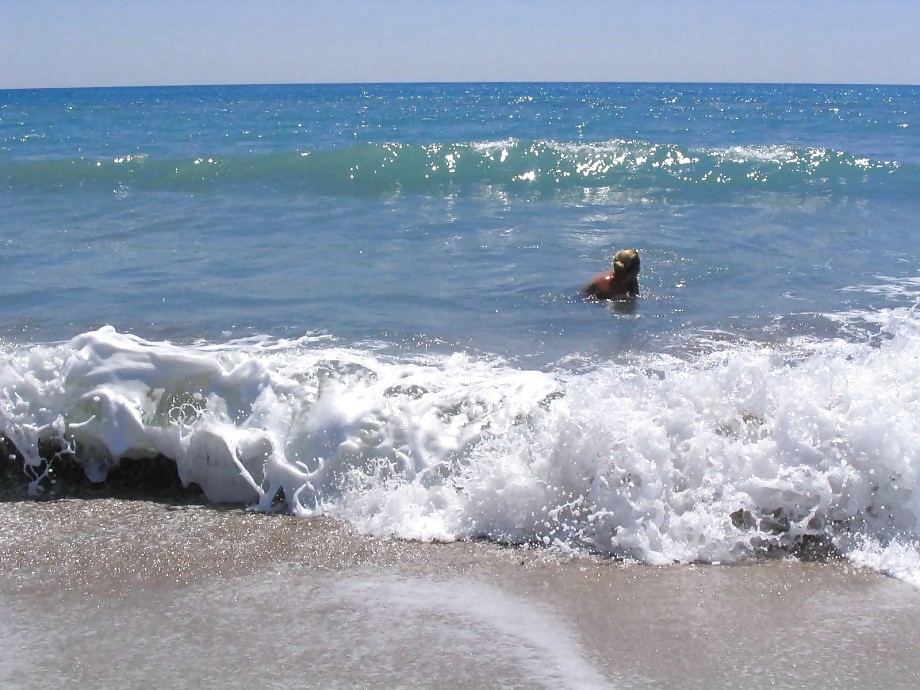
[2,494,919,689]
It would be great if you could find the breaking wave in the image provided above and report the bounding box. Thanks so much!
[3,304,920,583]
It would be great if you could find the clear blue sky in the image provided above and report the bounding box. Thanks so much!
[2,0,918,88]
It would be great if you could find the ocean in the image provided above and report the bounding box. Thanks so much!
[2,83,920,687]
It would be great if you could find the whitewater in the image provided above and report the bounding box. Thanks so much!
[3,304,919,580]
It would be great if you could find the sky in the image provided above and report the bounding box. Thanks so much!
[2,0,919,89]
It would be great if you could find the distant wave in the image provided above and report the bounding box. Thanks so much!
[1,139,911,199]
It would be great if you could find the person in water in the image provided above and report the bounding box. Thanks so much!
[582,248,641,300]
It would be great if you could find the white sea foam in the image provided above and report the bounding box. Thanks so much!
[2,310,920,583]
[841,536,920,589]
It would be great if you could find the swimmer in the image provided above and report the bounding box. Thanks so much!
[582,248,640,300]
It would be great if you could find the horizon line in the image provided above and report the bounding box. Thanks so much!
[3,79,919,92]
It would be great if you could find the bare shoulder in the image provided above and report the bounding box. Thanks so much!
[582,270,617,298]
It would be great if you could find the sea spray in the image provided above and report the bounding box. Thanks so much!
[3,311,919,580]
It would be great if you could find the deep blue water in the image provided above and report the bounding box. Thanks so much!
[2,83,918,362]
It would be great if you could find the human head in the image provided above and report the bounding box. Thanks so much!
[613,248,640,275]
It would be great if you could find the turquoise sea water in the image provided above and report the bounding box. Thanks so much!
[2,83,920,578]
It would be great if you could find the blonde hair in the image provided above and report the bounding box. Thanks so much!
[613,248,640,273]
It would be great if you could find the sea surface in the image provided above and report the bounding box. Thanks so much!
[2,82,920,585]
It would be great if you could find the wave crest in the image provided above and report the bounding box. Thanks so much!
[2,139,909,199]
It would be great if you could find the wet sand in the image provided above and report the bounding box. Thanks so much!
[2,496,920,689]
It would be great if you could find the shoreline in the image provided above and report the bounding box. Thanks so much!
[3,496,920,688]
